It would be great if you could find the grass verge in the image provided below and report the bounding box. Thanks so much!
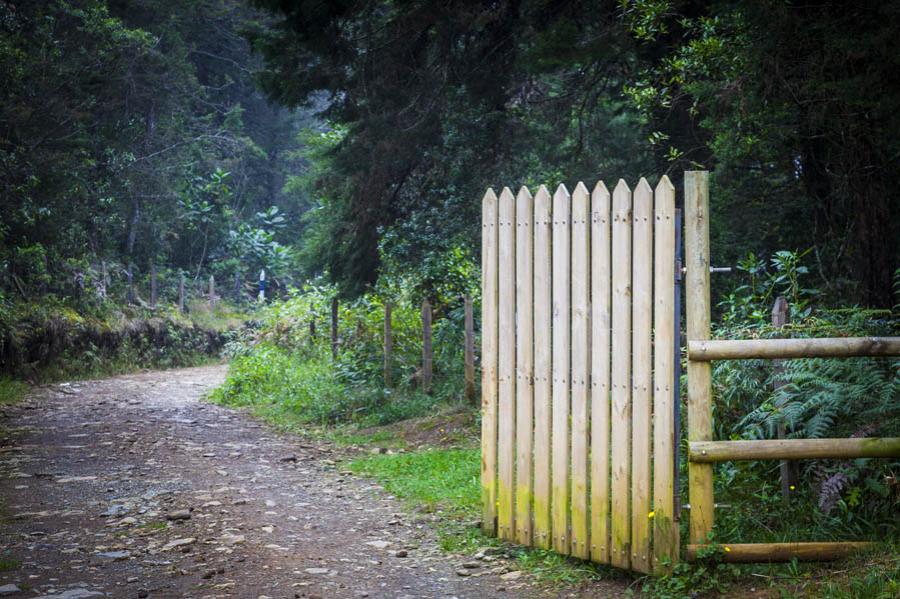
[0,377,29,405]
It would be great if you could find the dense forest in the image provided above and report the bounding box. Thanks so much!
[1,0,313,303]
[2,0,898,306]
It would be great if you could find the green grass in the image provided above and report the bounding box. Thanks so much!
[0,377,29,405]
[0,558,20,571]
[767,544,899,598]
[324,428,407,448]
[349,448,480,518]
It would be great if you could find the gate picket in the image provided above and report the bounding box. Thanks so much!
[480,188,499,534]
[590,181,612,564]
[551,184,571,554]
[515,186,534,546]
[631,178,654,573]
[532,185,553,549]
[610,179,633,570]
[498,187,516,541]
[652,175,678,572]
[570,182,591,559]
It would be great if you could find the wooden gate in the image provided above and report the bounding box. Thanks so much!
[480,177,679,574]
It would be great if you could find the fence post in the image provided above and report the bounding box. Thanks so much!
[150,263,158,309]
[772,296,798,505]
[331,297,339,360]
[309,318,316,343]
[464,295,475,404]
[99,261,108,300]
[258,269,266,302]
[178,272,185,313]
[422,299,432,393]
[234,271,242,302]
[384,302,393,389]
[685,171,714,546]
[126,263,135,304]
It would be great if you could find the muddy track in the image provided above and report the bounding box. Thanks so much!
[0,366,631,598]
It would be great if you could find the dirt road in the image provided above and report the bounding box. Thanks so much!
[0,366,591,598]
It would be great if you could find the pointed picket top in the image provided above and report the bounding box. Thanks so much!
[635,177,653,197]
[517,185,533,203]
[483,187,498,203]
[613,179,632,220]
[634,177,653,221]
[534,184,551,204]
[655,174,675,195]
[655,175,675,220]
[553,184,571,228]
[572,182,590,227]
[592,181,611,221]
[574,181,590,199]
[499,186,515,203]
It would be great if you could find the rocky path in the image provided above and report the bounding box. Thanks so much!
[0,366,588,599]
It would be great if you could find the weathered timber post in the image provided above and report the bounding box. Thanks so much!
[384,302,393,388]
[331,297,339,360]
[685,171,714,545]
[98,261,108,300]
[309,318,316,343]
[422,299,433,393]
[178,272,185,313]
[258,269,266,302]
[126,263,135,304]
[464,294,476,404]
[234,271,242,302]
[208,275,215,311]
[150,263,158,309]
[772,296,798,505]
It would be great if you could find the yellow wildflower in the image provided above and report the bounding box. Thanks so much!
[648,511,655,519]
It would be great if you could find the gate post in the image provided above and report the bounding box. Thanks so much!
[684,171,714,545]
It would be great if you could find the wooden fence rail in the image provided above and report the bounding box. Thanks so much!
[481,177,678,574]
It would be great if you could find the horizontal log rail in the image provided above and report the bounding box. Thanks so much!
[688,337,900,361]
[686,542,872,563]
[689,438,900,463]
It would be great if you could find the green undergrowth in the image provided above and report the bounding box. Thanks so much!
[210,341,448,427]
[0,377,29,405]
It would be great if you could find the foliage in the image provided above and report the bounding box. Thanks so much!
[0,294,236,382]
[0,0,312,303]
[212,279,473,426]
[250,0,899,306]
[250,0,652,296]
[210,342,351,424]
[642,540,736,599]
[709,251,899,539]
[0,376,28,405]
